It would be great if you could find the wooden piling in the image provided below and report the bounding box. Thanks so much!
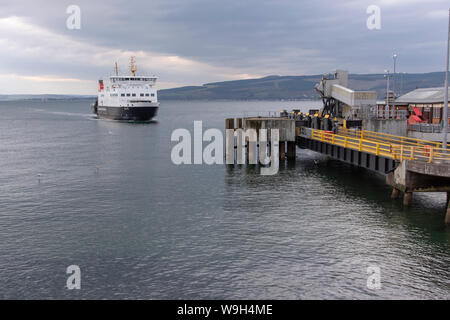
[446,192,450,226]
[447,192,450,207]
[279,141,286,160]
[287,141,296,160]
[445,207,450,226]
[236,118,243,129]
[225,118,235,164]
[391,188,400,199]
[403,192,413,206]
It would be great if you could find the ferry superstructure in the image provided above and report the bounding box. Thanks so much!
[91,57,159,121]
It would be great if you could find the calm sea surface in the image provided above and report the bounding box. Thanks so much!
[0,99,449,299]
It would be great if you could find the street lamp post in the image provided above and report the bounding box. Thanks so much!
[443,9,450,149]
[392,53,398,112]
[384,69,391,119]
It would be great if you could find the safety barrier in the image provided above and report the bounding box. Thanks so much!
[337,127,442,148]
[299,127,450,163]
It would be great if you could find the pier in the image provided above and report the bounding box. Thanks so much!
[226,116,450,225]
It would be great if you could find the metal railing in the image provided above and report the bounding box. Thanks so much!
[337,127,442,148]
[408,123,450,133]
[241,111,283,118]
[356,107,408,120]
[299,127,450,163]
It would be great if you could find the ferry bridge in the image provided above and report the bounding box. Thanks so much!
[225,117,450,225]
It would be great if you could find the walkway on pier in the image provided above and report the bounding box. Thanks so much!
[298,127,450,165]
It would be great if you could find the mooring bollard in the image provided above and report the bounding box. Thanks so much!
[225,118,234,130]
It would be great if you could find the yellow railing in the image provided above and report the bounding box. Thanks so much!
[306,128,450,163]
[338,127,442,148]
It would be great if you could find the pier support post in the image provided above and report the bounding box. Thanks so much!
[225,118,235,130]
[246,139,250,164]
[236,118,243,129]
[225,119,235,164]
[279,141,286,160]
[446,192,450,226]
[391,188,400,199]
[445,207,450,226]
[287,141,296,160]
[403,192,413,206]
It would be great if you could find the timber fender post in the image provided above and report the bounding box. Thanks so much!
[403,192,413,207]
[391,188,400,200]
[279,141,286,160]
[225,118,235,165]
[446,192,450,226]
[287,141,296,160]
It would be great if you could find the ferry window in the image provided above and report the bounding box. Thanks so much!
[121,94,125,97]
[132,93,136,97]
[140,93,144,97]
[126,93,131,97]
[145,93,149,97]
[151,93,155,97]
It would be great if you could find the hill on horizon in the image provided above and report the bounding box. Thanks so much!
[0,94,95,101]
[158,72,448,100]
[0,72,446,102]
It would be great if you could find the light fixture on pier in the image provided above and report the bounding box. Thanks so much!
[392,53,398,111]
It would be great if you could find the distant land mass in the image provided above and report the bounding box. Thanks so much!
[0,94,95,101]
[0,72,447,101]
[158,72,447,101]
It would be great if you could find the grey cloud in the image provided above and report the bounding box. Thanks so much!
[0,0,449,93]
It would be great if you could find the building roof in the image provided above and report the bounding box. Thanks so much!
[396,87,450,104]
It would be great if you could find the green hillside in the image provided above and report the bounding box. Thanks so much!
[159,72,447,100]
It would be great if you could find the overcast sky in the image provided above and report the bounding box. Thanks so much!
[0,0,449,94]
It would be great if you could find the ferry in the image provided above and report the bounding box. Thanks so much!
[91,57,159,121]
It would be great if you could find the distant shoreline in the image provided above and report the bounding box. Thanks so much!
[0,97,320,102]
[0,95,96,102]
[1,71,446,101]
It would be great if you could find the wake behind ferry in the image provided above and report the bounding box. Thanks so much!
[91,57,159,121]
